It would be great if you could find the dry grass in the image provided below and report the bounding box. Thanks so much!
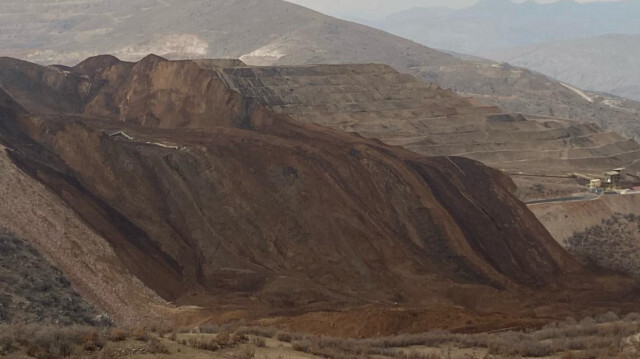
[252,336,267,347]
[0,324,104,359]
[145,337,169,354]
[2,312,640,358]
[283,312,640,359]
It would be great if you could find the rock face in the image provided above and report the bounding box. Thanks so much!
[0,56,581,320]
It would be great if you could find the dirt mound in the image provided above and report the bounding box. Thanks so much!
[0,55,637,331]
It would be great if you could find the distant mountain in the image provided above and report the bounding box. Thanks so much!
[371,0,640,54]
[0,0,453,70]
[483,34,640,102]
[0,0,639,140]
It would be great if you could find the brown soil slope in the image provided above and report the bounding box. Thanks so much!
[0,56,587,322]
[0,80,192,327]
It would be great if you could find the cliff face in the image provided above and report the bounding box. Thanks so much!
[0,56,579,321]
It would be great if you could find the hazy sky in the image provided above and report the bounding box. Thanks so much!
[285,0,625,19]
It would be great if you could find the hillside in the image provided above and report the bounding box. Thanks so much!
[0,0,453,70]
[0,0,639,141]
[0,229,102,325]
[3,55,638,331]
[370,0,640,55]
[218,62,640,200]
[530,195,640,279]
[483,34,640,102]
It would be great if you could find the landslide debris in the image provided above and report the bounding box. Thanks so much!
[0,55,634,330]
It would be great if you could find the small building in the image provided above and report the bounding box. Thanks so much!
[604,170,622,188]
[589,179,602,189]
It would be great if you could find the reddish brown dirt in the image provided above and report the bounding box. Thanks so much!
[0,55,639,333]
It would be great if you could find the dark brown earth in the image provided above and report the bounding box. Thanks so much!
[0,55,639,334]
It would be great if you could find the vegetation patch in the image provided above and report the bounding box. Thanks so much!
[0,229,105,325]
[1,313,640,358]
[566,213,640,276]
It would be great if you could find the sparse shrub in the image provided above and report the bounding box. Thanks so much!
[291,339,312,352]
[146,337,170,354]
[624,312,640,322]
[579,316,596,326]
[199,324,220,334]
[396,350,443,359]
[97,343,117,359]
[252,336,267,347]
[216,331,232,347]
[187,337,220,351]
[275,331,304,343]
[235,326,277,338]
[231,346,255,359]
[131,327,151,341]
[107,328,127,342]
[563,317,578,326]
[24,326,77,359]
[82,329,105,351]
[276,331,293,342]
[168,331,177,341]
[232,332,249,345]
[0,328,16,355]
